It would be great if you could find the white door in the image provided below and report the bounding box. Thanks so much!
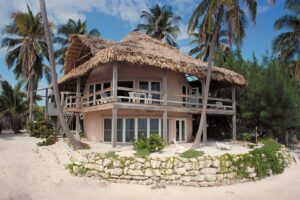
[176,119,186,142]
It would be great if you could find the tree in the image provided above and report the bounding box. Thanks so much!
[0,81,28,133]
[272,0,300,79]
[39,0,86,150]
[188,0,259,148]
[135,4,181,47]
[55,19,100,65]
[1,5,50,122]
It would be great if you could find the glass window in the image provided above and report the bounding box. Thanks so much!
[118,81,133,101]
[181,120,186,142]
[150,119,159,135]
[103,82,111,96]
[125,119,135,142]
[176,120,180,141]
[95,83,102,100]
[117,119,123,142]
[138,119,147,138]
[104,119,111,142]
[151,82,160,91]
[89,85,94,94]
[139,81,149,90]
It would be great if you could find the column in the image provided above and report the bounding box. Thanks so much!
[201,79,207,143]
[45,88,48,116]
[112,63,118,147]
[75,77,81,139]
[232,87,237,141]
[163,70,168,143]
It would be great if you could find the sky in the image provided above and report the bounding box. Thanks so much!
[0,0,287,91]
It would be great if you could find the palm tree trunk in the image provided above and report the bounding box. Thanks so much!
[28,78,33,122]
[192,7,224,148]
[39,0,84,150]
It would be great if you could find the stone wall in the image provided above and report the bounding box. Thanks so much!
[67,148,290,187]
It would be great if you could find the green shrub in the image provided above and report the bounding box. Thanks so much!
[37,135,57,146]
[29,118,55,138]
[134,149,151,158]
[104,151,119,159]
[179,149,204,158]
[133,135,165,152]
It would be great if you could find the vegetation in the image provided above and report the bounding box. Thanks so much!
[272,0,300,79]
[37,135,57,146]
[134,149,151,158]
[0,81,27,133]
[55,19,100,66]
[104,151,119,159]
[133,135,165,153]
[0,5,50,122]
[188,0,260,148]
[135,4,181,47]
[179,149,204,158]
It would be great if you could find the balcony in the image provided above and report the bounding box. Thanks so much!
[64,86,235,115]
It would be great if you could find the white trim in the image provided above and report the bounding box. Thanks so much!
[147,118,150,138]
[175,118,187,142]
[134,118,138,140]
[122,118,126,143]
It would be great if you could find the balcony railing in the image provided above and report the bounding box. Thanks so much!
[64,87,234,110]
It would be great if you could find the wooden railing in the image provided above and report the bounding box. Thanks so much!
[64,86,233,110]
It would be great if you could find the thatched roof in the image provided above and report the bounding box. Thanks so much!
[59,32,246,88]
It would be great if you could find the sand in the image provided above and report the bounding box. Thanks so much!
[0,133,300,200]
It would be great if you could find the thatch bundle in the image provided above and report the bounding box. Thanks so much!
[59,32,246,88]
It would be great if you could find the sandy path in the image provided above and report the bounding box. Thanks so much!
[0,133,300,200]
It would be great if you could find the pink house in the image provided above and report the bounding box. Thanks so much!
[53,32,245,147]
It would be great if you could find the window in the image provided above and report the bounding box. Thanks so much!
[138,119,147,138]
[89,85,94,106]
[104,119,112,142]
[118,81,133,101]
[176,119,186,142]
[150,119,159,135]
[95,83,102,100]
[117,119,123,142]
[125,119,135,142]
[139,81,161,102]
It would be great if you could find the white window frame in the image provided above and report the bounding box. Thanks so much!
[176,119,187,142]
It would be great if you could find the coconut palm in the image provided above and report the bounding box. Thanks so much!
[0,81,27,133]
[39,0,86,150]
[1,5,50,122]
[135,4,181,47]
[188,0,260,148]
[189,28,229,61]
[55,19,100,65]
[272,0,300,79]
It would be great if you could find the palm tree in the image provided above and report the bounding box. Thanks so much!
[1,5,50,122]
[39,0,86,150]
[272,0,300,79]
[0,81,28,133]
[55,19,100,65]
[188,0,260,148]
[135,4,181,47]
[189,28,229,61]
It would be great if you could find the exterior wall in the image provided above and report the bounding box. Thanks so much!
[84,63,190,103]
[83,109,193,143]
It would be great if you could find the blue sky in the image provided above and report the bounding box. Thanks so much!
[0,0,286,90]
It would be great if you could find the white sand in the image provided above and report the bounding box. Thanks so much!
[1,133,300,200]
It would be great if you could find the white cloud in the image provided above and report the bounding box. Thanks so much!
[177,23,189,41]
[257,4,271,14]
[179,46,190,54]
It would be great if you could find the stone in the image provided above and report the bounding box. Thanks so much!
[145,169,153,177]
[249,173,257,178]
[110,168,123,176]
[128,169,144,176]
[184,163,193,171]
[217,174,224,181]
[246,167,255,173]
[84,163,96,169]
[99,172,110,179]
[197,161,205,169]
[226,172,236,179]
[174,167,186,175]
[150,160,161,168]
[267,169,273,176]
[95,165,104,172]
[199,181,209,187]
[103,159,112,167]
[188,170,200,176]
[193,175,205,182]
[201,168,217,174]
[212,160,220,168]
[95,159,103,165]
[136,158,146,163]
[174,159,184,168]
[204,160,212,167]
[132,176,146,180]
[123,167,129,175]
[152,169,161,176]
[120,175,132,179]
[205,174,217,181]
[181,176,192,182]
[72,166,80,174]
[77,156,88,164]
[113,160,121,168]
[86,170,99,177]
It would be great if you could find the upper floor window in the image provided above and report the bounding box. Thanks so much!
[139,81,160,100]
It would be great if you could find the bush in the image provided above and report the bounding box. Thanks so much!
[29,118,55,138]
[179,149,204,158]
[104,151,119,159]
[37,135,57,146]
[134,149,151,158]
[133,135,165,152]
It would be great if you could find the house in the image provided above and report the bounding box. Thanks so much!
[48,32,246,147]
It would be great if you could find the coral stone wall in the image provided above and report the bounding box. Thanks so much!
[67,148,291,187]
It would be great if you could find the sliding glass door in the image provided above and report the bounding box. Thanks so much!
[176,119,186,142]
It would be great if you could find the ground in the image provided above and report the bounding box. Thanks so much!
[0,133,300,200]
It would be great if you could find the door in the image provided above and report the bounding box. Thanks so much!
[176,119,186,142]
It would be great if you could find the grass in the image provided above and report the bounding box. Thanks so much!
[179,149,204,158]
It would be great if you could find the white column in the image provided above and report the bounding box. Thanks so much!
[112,63,118,102]
[75,77,81,139]
[45,88,48,116]
[232,87,237,141]
[112,108,117,147]
[112,63,118,147]
[201,79,207,143]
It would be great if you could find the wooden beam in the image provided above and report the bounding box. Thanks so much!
[232,87,237,141]
[163,70,168,106]
[112,63,118,102]
[163,111,168,143]
[112,108,118,147]
[201,79,207,143]
[76,77,81,138]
